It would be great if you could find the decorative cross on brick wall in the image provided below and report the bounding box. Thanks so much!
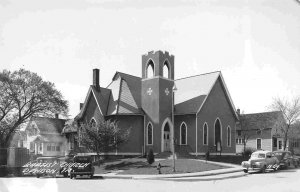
[165,88,169,96]
[147,88,153,95]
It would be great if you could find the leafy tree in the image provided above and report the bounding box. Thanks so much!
[0,69,68,148]
[80,119,130,164]
[270,96,300,150]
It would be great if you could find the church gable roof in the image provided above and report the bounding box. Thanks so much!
[174,71,220,114]
[174,71,238,119]
[76,86,111,120]
[107,72,142,115]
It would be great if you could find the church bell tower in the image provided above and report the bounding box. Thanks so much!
[141,51,175,153]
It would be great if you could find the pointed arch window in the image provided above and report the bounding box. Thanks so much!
[147,122,153,145]
[90,118,97,128]
[163,60,170,79]
[203,123,208,145]
[180,122,187,145]
[214,118,222,146]
[146,60,154,78]
[227,126,231,147]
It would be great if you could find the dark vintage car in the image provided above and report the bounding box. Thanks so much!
[273,151,299,169]
[35,157,65,178]
[69,155,94,179]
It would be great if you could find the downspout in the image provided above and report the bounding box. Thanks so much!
[143,114,146,156]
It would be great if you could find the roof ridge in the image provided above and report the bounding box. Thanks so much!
[116,71,141,79]
[241,111,281,115]
[175,71,220,81]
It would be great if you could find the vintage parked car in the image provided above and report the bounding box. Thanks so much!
[273,151,299,169]
[69,155,94,179]
[241,150,279,173]
[35,157,66,178]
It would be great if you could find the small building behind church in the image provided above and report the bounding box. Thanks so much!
[236,111,287,154]
[23,115,67,157]
[75,51,239,157]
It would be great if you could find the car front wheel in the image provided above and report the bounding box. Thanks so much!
[243,169,248,173]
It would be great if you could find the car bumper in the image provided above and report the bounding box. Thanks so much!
[70,171,93,175]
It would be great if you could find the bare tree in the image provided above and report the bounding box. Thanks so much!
[238,115,253,155]
[0,69,68,148]
[80,119,130,164]
[270,96,300,150]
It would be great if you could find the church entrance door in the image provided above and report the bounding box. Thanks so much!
[163,123,171,152]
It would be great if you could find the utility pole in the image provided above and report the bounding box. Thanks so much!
[172,84,177,172]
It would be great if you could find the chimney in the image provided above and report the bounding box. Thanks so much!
[55,113,59,119]
[93,69,100,88]
[80,103,84,110]
[236,109,240,116]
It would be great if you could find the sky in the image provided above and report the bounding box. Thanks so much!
[0,0,300,118]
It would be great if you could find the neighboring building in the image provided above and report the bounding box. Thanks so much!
[288,121,300,155]
[75,51,239,156]
[24,116,66,157]
[236,111,286,153]
[61,119,80,155]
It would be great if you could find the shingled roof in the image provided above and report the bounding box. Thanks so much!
[238,111,285,131]
[76,70,238,118]
[26,116,66,134]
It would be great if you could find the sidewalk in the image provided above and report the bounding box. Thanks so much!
[97,159,244,180]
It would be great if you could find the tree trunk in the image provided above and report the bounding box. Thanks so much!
[283,132,288,151]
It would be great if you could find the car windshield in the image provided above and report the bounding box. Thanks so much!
[74,157,91,163]
[251,153,265,158]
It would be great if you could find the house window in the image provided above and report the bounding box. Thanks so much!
[30,142,34,150]
[257,139,262,150]
[56,146,60,151]
[147,123,153,145]
[273,137,277,148]
[227,126,231,147]
[51,145,56,151]
[279,140,282,150]
[180,122,187,145]
[203,123,208,145]
[39,144,42,151]
[236,138,239,144]
[47,144,51,151]
[237,130,241,136]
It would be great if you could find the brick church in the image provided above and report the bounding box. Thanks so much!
[73,51,238,156]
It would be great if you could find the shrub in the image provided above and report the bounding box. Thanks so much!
[243,147,255,157]
[147,149,155,164]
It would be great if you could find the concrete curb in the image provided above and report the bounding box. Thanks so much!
[97,160,243,180]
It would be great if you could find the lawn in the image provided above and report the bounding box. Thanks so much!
[198,155,249,165]
[94,158,229,175]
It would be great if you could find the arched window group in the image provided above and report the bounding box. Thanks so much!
[146,59,171,79]
[147,123,153,145]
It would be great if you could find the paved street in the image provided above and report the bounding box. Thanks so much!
[0,168,299,192]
